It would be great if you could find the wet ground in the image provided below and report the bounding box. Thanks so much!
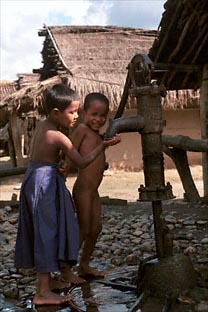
[2,280,137,312]
[2,268,208,312]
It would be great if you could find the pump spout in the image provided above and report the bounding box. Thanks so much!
[105,115,145,139]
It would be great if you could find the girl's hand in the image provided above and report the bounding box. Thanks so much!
[58,161,68,180]
[103,134,121,147]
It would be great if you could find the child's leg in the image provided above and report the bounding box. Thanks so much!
[78,192,104,277]
[59,189,92,282]
[49,275,71,290]
[60,265,85,285]
[33,273,72,305]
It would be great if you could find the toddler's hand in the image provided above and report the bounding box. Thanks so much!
[103,134,121,147]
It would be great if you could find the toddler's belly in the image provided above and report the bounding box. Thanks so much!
[73,171,103,192]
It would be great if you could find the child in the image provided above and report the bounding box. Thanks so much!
[61,92,117,280]
[14,85,120,306]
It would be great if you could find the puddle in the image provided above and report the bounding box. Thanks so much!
[1,279,137,312]
[1,263,207,312]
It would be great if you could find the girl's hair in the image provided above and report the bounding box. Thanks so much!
[84,92,109,112]
[44,84,79,114]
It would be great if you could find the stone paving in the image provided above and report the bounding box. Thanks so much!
[0,200,208,311]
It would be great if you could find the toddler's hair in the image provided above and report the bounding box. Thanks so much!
[44,84,79,114]
[84,92,109,112]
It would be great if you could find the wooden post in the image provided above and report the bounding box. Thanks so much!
[163,146,201,202]
[8,122,17,167]
[8,113,25,167]
[200,64,208,196]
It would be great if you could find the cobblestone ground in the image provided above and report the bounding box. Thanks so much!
[0,200,208,312]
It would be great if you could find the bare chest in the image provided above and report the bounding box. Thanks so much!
[79,131,103,154]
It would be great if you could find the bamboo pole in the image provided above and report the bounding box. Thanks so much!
[200,64,208,196]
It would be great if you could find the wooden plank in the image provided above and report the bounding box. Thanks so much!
[200,64,208,196]
[0,166,27,178]
[0,200,19,208]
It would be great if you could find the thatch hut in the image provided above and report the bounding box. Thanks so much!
[149,0,208,194]
[0,22,204,170]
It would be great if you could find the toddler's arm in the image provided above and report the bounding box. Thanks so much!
[58,130,120,169]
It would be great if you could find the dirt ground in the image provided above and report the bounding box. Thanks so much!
[0,155,204,202]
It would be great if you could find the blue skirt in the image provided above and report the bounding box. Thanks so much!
[15,161,79,273]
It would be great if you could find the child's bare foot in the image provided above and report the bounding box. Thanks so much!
[78,266,105,278]
[60,270,86,285]
[33,290,72,305]
[49,278,71,290]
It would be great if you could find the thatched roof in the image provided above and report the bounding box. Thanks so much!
[0,76,64,116]
[1,26,157,116]
[0,82,18,101]
[0,74,124,116]
[16,73,40,88]
[0,23,202,120]
[149,0,208,90]
[37,25,156,82]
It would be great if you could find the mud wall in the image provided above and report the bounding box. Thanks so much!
[105,108,201,171]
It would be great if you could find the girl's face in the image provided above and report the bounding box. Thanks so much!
[58,100,80,128]
[84,100,109,132]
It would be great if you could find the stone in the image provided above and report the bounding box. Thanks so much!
[125,254,138,265]
[139,242,152,252]
[4,206,12,213]
[93,250,103,257]
[7,216,18,224]
[2,221,15,233]
[133,230,143,237]
[3,284,19,299]
[102,234,114,241]
[0,270,9,278]
[9,267,18,274]
[186,233,194,240]
[24,286,35,294]
[197,257,208,264]
[107,217,116,225]
[184,246,197,255]
[111,257,124,266]
[197,220,208,226]
[131,222,141,229]
[113,249,123,256]
[132,238,142,244]
[195,301,208,312]
[201,238,208,244]
[183,220,196,226]
[164,215,177,224]
[19,276,36,284]
[140,233,150,239]
[188,287,208,302]
[166,224,175,231]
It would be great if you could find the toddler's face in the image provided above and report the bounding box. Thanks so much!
[84,100,109,131]
[58,100,80,128]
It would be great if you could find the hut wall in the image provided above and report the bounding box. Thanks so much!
[105,108,201,171]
